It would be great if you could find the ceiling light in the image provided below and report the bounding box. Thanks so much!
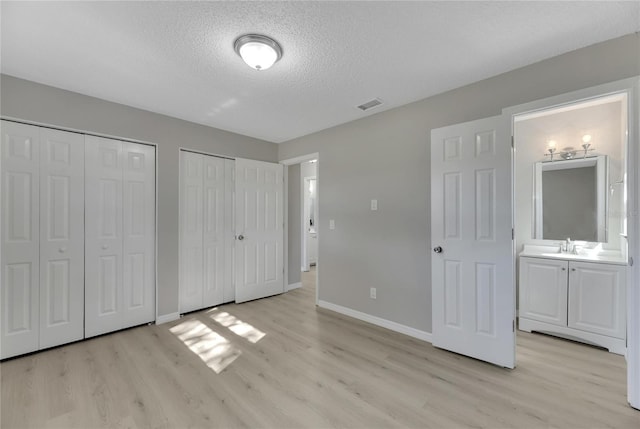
[234,34,282,71]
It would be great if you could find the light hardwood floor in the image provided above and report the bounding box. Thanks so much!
[2,268,639,428]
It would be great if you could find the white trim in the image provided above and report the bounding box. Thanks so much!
[1,116,158,147]
[286,282,302,292]
[280,152,320,166]
[280,152,321,305]
[283,164,289,292]
[318,300,432,343]
[519,317,626,355]
[627,78,640,410]
[155,312,180,325]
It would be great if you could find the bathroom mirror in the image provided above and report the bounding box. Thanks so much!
[533,155,607,242]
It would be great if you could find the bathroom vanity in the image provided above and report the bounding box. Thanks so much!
[518,244,627,354]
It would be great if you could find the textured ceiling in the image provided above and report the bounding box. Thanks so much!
[2,1,639,143]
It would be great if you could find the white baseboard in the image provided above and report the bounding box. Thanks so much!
[286,282,302,292]
[155,312,180,325]
[317,300,432,343]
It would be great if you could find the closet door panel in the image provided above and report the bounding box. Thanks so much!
[180,152,204,313]
[122,142,155,326]
[39,128,85,349]
[1,121,40,359]
[223,159,235,303]
[85,136,124,338]
[202,155,226,308]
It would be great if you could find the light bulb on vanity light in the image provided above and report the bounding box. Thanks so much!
[581,134,593,158]
[546,140,557,161]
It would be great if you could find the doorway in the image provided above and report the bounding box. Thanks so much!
[281,153,320,305]
[505,78,639,410]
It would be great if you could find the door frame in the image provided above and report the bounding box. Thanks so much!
[503,76,639,409]
[302,174,317,271]
[281,153,320,305]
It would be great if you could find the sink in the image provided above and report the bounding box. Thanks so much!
[520,243,626,265]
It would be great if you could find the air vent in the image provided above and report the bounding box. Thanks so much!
[357,98,383,111]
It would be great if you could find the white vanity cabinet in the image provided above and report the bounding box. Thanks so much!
[519,257,568,327]
[567,261,626,339]
[519,254,626,354]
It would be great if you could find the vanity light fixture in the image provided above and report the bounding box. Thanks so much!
[544,135,595,161]
[234,34,283,71]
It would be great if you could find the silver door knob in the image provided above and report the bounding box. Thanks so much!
[433,246,443,253]
[58,247,67,253]
[237,234,244,241]
[102,245,108,250]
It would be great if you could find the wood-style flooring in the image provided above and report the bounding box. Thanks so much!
[2,268,639,428]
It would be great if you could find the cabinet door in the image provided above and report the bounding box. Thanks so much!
[85,136,124,338]
[122,142,155,327]
[38,128,85,349]
[568,261,626,339]
[519,257,568,326]
[1,121,40,359]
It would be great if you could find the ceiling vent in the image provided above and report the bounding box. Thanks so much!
[357,98,383,111]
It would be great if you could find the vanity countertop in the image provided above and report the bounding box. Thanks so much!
[519,244,627,265]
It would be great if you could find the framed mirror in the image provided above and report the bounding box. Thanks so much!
[533,155,607,242]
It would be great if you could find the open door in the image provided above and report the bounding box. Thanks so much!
[431,115,515,368]
[235,158,284,303]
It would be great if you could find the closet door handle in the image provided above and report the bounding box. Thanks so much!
[102,244,108,250]
[571,268,576,272]
[237,234,244,241]
[58,247,67,253]
[561,267,566,271]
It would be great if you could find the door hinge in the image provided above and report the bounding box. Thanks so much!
[513,319,515,332]
[511,136,514,148]
[630,257,634,267]
[512,228,514,240]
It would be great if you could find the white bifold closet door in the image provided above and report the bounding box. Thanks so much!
[1,121,85,359]
[179,151,234,313]
[84,136,155,338]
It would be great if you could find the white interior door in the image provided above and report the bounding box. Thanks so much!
[180,151,204,313]
[1,121,40,359]
[85,137,155,337]
[431,115,515,368]
[179,151,232,313]
[38,128,85,349]
[202,154,227,308]
[235,158,284,303]
[85,136,124,337]
[121,142,155,327]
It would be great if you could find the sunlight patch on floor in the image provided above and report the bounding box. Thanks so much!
[170,319,241,373]
[209,311,266,343]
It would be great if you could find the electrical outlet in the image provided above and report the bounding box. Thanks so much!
[371,199,378,211]
[370,287,376,299]
[329,219,335,230]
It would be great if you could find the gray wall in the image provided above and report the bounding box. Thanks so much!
[278,33,640,333]
[287,163,301,285]
[0,74,278,317]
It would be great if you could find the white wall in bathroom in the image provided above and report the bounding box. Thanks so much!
[514,99,625,253]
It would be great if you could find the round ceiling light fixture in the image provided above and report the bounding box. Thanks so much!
[234,34,283,71]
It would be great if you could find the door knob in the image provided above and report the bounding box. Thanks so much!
[102,245,108,250]
[433,246,443,253]
[237,234,244,241]
[58,247,67,253]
